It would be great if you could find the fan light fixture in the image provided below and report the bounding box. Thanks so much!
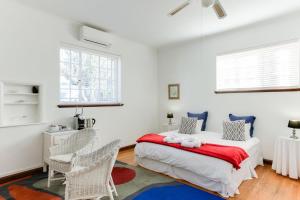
[168,0,227,19]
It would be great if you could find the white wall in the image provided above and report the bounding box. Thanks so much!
[0,0,159,177]
[158,11,300,160]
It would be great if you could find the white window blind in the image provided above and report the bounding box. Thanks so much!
[59,46,121,104]
[216,41,300,92]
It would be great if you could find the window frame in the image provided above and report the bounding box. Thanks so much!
[57,44,123,108]
[215,39,300,94]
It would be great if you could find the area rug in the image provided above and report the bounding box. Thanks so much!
[0,162,223,200]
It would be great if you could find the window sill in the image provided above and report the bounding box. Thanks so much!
[57,103,124,108]
[215,88,300,94]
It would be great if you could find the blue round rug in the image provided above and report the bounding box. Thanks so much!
[123,182,224,200]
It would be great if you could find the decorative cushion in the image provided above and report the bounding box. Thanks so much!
[50,153,74,163]
[187,112,208,131]
[179,117,197,135]
[194,120,204,134]
[223,121,246,141]
[229,114,256,137]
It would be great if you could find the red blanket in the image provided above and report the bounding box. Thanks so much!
[136,133,249,169]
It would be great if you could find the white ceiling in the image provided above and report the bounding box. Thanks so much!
[14,0,300,47]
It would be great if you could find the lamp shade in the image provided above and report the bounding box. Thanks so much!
[288,120,300,129]
[167,113,174,119]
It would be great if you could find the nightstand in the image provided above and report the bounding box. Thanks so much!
[272,136,300,179]
[162,123,178,132]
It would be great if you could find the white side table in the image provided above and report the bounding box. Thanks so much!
[162,123,178,132]
[272,136,300,179]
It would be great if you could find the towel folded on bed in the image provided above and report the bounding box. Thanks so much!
[163,133,202,148]
[181,137,202,148]
[163,134,182,143]
[163,133,180,143]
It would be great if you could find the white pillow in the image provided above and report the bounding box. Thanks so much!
[245,123,251,140]
[194,120,204,134]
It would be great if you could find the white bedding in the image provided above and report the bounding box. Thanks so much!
[135,130,263,197]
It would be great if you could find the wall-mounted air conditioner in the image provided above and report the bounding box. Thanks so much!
[80,26,112,48]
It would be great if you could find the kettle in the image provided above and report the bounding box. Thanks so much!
[86,118,96,128]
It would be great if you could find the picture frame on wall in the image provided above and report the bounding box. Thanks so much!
[168,84,180,100]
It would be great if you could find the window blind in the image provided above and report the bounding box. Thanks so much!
[60,46,121,104]
[216,41,300,92]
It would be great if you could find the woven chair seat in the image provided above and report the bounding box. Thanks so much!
[50,153,74,163]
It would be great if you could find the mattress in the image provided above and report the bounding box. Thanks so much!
[135,131,263,197]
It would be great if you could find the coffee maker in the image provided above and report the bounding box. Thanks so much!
[74,114,86,130]
[73,108,96,130]
[73,108,86,130]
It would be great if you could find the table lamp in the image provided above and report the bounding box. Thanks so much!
[288,120,300,139]
[167,113,174,125]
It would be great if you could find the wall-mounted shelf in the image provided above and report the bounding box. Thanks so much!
[0,81,43,126]
[5,93,39,96]
[0,122,48,128]
[4,102,39,105]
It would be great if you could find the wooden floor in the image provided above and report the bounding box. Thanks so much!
[117,148,300,200]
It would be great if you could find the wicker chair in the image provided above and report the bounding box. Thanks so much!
[48,128,97,187]
[65,139,121,200]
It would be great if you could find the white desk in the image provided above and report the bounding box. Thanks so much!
[272,136,300,179]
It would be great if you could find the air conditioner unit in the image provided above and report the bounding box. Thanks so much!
[80,26,112,48]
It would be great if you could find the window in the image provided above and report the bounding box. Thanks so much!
[216,41,300,93]
[59,46,121,106]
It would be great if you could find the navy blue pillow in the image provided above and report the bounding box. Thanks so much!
[229,114,256,137]
[187,112,208,131]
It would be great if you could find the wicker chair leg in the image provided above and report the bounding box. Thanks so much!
[107,184,114,200]
[110,176,118,197]
[65,182,69,200]
[47,169,52,188]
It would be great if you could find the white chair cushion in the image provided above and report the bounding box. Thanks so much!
[50,153,74,163]
[71,165,86,172]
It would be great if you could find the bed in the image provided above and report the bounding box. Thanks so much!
[134,131,263,197]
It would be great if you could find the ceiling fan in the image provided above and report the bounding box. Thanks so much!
[168,0,227,19]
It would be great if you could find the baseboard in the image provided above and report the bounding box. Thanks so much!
[0,164,44,178]
[0,167,43,184]
[263,159,273,165]
[120,144,136,151]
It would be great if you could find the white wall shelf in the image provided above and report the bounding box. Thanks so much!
[4,102,39,105]
[0,81,43,126]
[0,122,48,128]
[5,93,39,96]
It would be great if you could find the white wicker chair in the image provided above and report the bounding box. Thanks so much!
[48,128,97,187]
[65,139,121,200]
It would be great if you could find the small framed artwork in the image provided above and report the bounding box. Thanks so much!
[168,84,180,100]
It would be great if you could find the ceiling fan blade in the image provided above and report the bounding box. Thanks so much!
[168,1,191,16]
[213,0,227,19]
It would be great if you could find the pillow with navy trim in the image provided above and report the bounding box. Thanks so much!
[179,117,198,135]
[229,114,256,137]
[187,111,208,131]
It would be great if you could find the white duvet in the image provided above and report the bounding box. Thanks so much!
[135,131,263,188]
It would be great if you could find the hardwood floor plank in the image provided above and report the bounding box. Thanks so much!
[117,147,300,200]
